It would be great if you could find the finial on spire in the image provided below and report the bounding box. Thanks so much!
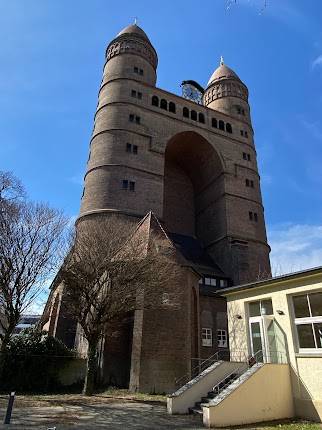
[220,55,224,66]
[134,17,138,25]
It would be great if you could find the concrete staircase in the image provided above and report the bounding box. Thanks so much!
[188,371,239,415]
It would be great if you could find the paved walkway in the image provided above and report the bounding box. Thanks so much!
[1,401,204,429]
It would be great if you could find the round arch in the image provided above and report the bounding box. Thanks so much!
[163,131,224,241]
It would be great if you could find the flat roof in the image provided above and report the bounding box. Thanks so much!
[220,265,322,296]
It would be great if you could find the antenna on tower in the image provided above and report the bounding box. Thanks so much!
[220,55,224,66]
[134,17,138,25]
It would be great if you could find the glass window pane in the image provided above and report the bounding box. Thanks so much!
[261,299,273,315]
[249,301,261,317]
[293,295,310,318]
[297,324,315,348]
[314,323,322,348]
[250,322,263,355]
[309,292,322,317]
[210,279,216,286]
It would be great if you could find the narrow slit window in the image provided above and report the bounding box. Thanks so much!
[169,102,176,113]
[199,113,205,124]
[219,120,225,130]
[160,99,168,110]
[152,95,159,107]
[191,110,197,121]
[212,118,218,128]
[122,180,128,189]
[133,145,138,154]
[226,123,233,133]
[129,181,135,191]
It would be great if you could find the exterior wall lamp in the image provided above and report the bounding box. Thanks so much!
[235,314,242,319]
[276,310,284,315]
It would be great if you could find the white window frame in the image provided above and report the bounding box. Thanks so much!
[204,277,216,287]
[293,292,322,353]
[217,329,227,348]
[201,328,213,347]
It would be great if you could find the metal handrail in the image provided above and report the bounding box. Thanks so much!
[174,350,223,387]
[175,348,288,389]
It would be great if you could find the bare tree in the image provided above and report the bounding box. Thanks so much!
[0,171,68,351]
[61,215,181,396]
[0,171,25,202]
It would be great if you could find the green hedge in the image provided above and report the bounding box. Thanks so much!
[0,329,78,393]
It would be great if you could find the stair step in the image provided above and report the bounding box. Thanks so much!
[201,397,212,403]
[189,407,203,415]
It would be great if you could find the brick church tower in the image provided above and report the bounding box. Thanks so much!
[43,23,271,393]
[80,24,270,284]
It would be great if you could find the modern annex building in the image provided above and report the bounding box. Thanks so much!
[43,23,271,393]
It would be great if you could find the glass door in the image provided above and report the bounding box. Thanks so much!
[249,317,265,362]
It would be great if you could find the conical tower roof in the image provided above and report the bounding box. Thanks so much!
[117,24,151,43]
[207,64,240,85]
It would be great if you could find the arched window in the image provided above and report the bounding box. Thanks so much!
[152,95,159,107]
[169,102,176,113]
[219,120,225,131]
[212,118,218,128]
[183,107,189,118]
[198,113,205,124]
[191,110,197,121]
[160,99,168,110]
[226,123,233,133]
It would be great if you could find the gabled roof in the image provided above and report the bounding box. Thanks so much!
[129,212,226,278]
[167,232,225,277]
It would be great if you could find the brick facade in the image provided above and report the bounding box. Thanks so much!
[44,23,271,393]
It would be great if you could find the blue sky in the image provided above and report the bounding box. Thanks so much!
[1,0,322,278]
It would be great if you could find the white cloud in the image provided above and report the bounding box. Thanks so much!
[268,223,322,275]
[312,55,322,69]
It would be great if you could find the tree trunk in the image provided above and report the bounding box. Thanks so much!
[83,338,99,396]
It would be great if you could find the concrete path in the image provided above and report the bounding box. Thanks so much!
[1,401,204,429]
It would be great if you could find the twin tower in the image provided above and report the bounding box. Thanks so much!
[79,23,271,285]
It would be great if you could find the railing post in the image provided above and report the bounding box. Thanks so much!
[4,391,15,424]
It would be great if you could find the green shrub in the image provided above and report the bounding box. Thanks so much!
[0,328,76,393]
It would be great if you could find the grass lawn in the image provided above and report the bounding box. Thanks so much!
[0,388,166,408]
[234,420,322,430]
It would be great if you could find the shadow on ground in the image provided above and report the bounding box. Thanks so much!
[0,401,204,429]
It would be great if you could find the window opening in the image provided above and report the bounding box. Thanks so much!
[217,329,228,348]
[169,102,176,113]
[152,95,159,107]
[219,120,225,130]
[202,328,213,347]
[183,107,189,118]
